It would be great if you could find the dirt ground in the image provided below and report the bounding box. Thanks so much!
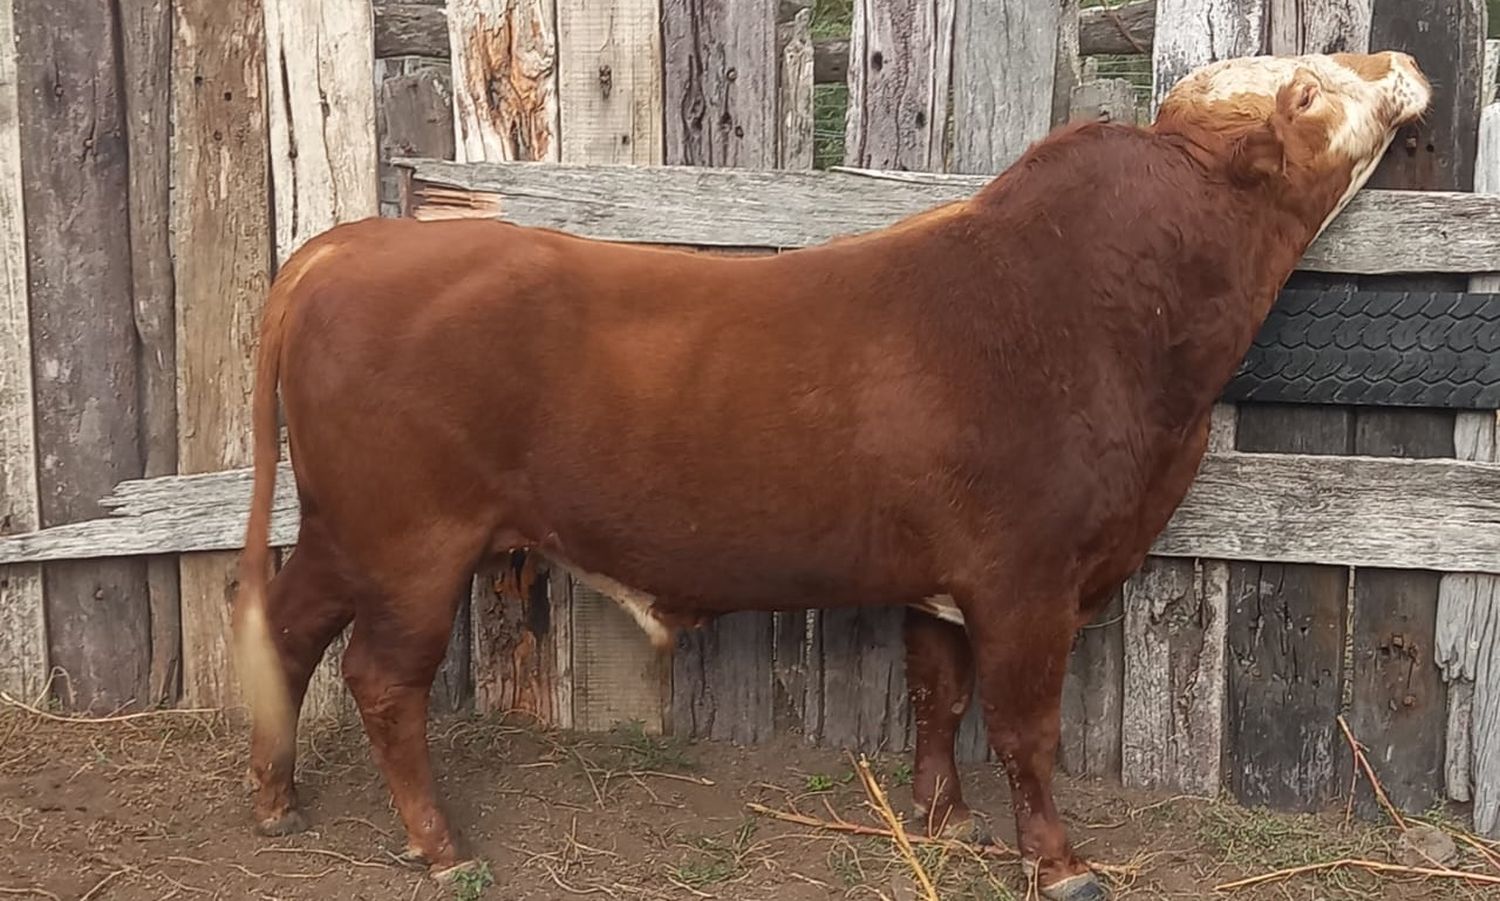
[2,704,1498,901]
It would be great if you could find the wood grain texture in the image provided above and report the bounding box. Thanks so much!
[265,0,379,262]
[0,0,45,702]
[1485,41,1498,110]
[120,0,181,710]
[402,159,1500,275]
[471,557,570,725]
[949,0,1062,174]
[1059,592,1123,779]
[377,62,455,217]
[777,3,815,170]
[1268,0,1371,55]
[661,0,777,168]
[1069,77,1140,126]
[448,0,559,163]
[844,0,954,171]
[672,611,775,744]
[1151,0,1268,113]
[173,0,272,709]
[1121,558,1227,794]
[375,2,448,58]
[557,0,663,165]
[17,0,151,713]
[1078,0,1154,56]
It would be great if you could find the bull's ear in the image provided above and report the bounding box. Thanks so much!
[1229,123,1285,183]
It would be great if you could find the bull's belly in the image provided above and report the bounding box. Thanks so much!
[537,551,966,650]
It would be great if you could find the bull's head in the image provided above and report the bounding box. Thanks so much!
[1153,51,1431,238]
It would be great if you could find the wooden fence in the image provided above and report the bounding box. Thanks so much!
[3,0,1500,838]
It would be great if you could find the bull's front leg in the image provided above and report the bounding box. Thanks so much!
[960,591,1106,901]
[903,608,990,842]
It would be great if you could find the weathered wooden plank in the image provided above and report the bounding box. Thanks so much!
[173,0,272,709]
[949,0,1063,174]
[672,612,775,744]
[378,64,455,217]
[120,0,181,710]
[375,2,448,58]
[777,2,815,170]
[402,159,1500,275]
[661,0,776,168]
[1058,592,1123,779]
[471,556,565,724]
[1151,0,1268,113]
[1121,557,1227,794]
[265,0,379,262]
[0,0,45,703]
[1269,0,1371,56]
[844,0,954,171]
[1069,77,1140,126]
[448,0,559,163]
[17,0,151,713]
[1340,0,1480,821]
[1078,0,1154,56]
[556,0,662,166]
[1485,41,1498,109]
[14,451,1500,575]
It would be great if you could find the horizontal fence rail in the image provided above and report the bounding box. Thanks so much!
[400,159,1500,275]
[4,450,1500,575]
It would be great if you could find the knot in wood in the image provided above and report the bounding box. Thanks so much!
[597,64,612,99]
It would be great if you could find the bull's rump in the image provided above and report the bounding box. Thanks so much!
[276,216,996,611]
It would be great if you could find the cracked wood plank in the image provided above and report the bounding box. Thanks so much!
[844,0,954,172]
[1150,0,1270,113]
[949,0,1068,174]
[0,0,46,703]
[448,0,559,163]
[173,0,272,709]
[17,0,151,713]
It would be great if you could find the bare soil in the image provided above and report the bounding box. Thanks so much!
[1,706,1496,901]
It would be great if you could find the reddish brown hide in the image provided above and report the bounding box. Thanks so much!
[231,52,1428,900]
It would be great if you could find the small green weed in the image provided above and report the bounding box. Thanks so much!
[805,769,856,792]
[448,862,494,901]
[608,720,695,772]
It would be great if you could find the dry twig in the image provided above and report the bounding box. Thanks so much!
[0,691,219,726]
[850,752,939,901]
[1213,858,1500,892]
[0,889,62,901]
[1337,715,1407,831]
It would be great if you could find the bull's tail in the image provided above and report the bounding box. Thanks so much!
[232,252,302,747]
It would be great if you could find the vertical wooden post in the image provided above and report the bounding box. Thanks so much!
[1341,0,1483,819]
[1437,101,1500,837]
[173,0,273,710]
[378,61,455,218]
[1124,0,1271,795]
[662,0,780,746]
[0,0,46,704]
[263,0,380,725]
[16,0,152,713]
[120,0,182,709]
[548,0,668,736]
[948,0,1066,174]
[448,0,560,164]
[844,0,954,172]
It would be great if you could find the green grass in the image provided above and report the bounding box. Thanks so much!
[607,719,696,772]
[448,862,494,901]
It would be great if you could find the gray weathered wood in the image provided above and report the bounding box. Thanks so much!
[265,0,379,262]
[1069,77,1141,126]
[662,0,776,168]
[121,0,181,709]
[1437,103,1500,835]
[844,0,954,172]
[18,0,151,713]
[1485,41,1498,109]
[1121,557,1227,794]
[949,0,1062,174]
[557,0,662,166]
[173,0,272,709]
[672,611,775,744]
[375,2,447,58]
[1079,0,1154,56]
[0,0,45,703]
[401,158,1500,275]
[14,449,1500,577]
[777,4,815,170]
[1151,0,1269,113]
[1059,592,1123,779]
[448,0,559,163]
[378,65,455,217]
[1269,0,1372,56]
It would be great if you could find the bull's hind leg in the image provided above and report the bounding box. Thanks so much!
[245,528,358,835]
[960,591,1105,901]
[904,608,988,842]
[340,543,477,877]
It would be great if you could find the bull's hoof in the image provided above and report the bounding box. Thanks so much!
[254,808,309,837]
[1022,861,1109,901]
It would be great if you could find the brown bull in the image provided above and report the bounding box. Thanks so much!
[232,52,1429,900]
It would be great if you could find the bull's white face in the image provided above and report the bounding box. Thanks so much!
[1156,51,1431,234]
